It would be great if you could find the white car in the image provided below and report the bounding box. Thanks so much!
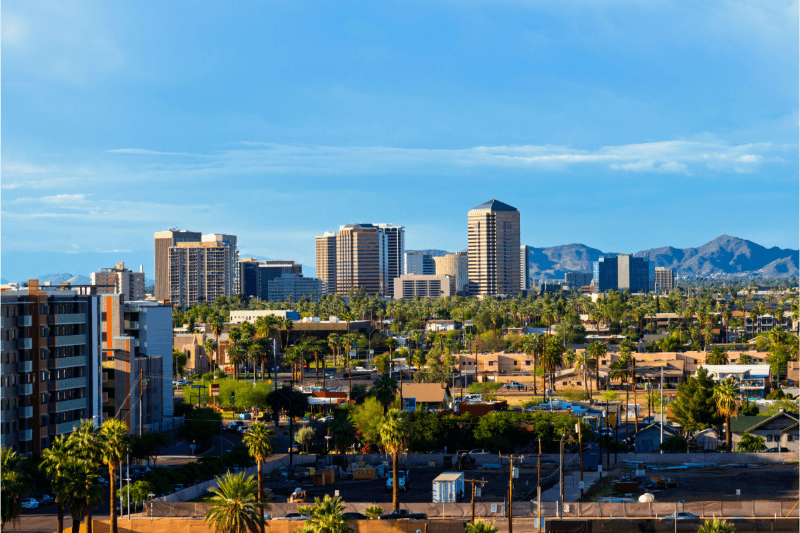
[502,381,525,390]
[21,498,39,510]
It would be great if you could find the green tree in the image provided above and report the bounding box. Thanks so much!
[736,432,766,452]
[302,495,351,533]
[738,401,759,416]
[295,427,316,452]
[670,368,720,433]
[372,373,398,416]
[465,521,499,533]
[100,419,131,533]
[204,472,264,533]
[379,410,411,511]
[242,421,275,533]
[696,518,736,533]
[40,436,72,533]
[364,505,384,520]
[61,460,104,533]
[541,338,565,392]
[659,435,689,453]
[327,408,356,453]
[586,341,608,392]
[706,346,729,365]
[179,406,222,450]
[713,377,740,452]
[70,419,104,533]
[1,447,33,527]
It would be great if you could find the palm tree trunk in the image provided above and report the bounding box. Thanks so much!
[726,416,732,452]
[315,353,319,382]
[322,356,327,389]
[392,452,399,511]
[109,463,117,533]
[73,516,81,533]
[258,460,265,533]
[57,500,64,533]
[86,507,92,533]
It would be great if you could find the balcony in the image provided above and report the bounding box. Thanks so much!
[19,360,33,373]
[19,429,33,442]
[50,421,80,435]
[49,356,87,370]
[124,321,140,330]
[50,313,85,325]
[19,315,32,327]
[18,383,33,396]
[49,334,87,347]
[20,338,32,350]
[49,377,87,391]
[51,398,87,413]
[19,406,33,419]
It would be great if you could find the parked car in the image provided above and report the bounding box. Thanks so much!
[379,509,426,520]
[21,498,39,510]
[502,381,525,391]
[341,512,368,520]
[659,512,699,521]
[766,447,790,453]
[227,421,245,433]
[39,494,55,505]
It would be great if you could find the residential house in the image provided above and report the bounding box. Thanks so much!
[730,411,799,452]
[400,383,451,411]
[696,365,771,399]
[634,423,680,453]
[426,320,461,332]
[457,352,535,376]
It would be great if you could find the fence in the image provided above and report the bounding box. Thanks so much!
[146,500,799,519]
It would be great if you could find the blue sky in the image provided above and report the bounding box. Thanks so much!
[2,0,798,275]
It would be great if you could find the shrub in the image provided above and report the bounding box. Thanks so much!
[659,435,688,453]
[736,432,766,452]
[365,505,384,519]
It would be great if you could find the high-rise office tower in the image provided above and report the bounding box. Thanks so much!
[1,281,102,455]
[375,224,405,297]
[315,232,338,295]
[434,251,469,294]
[404,252,435,276]
[653,267,675,293]
[202,234,239,294]
[238,258,303,301]
[520,245,531,291]
[592,254,650,293]
[91,262,146,301]
[467,200,521,296]
[168,242,233,307]
[335,224,382,296]
[154,229,201,301]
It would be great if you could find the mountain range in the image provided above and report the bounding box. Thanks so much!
[411,235,799,280]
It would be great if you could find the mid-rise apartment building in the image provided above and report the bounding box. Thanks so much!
[267,273,324,302]
[434,251,469,294]
[315,232,337,295]
[238,259,302,301]
[467,200,521,296]
[154,229,201,301]
[169,242,233,307]
[653,267,675,293]
[404,252,435,276]
[100,295,173,433]
[202,234,239,294]
[91,262,146,301]
[1,281,101,455]
[393,274,456,301]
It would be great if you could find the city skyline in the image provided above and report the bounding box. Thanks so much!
[2,1,797,275]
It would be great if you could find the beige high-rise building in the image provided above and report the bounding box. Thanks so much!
[90,262,146,301]
[168,242,232,307]
[315,232,337,295]
[434,251,469,294]
[335,224,381,297]
[467,199,521,296]
[654,267,675,293]
[154,229,201,301]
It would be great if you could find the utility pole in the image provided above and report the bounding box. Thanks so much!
[625,387,630,444]
[614,402,619,464]
[139,368,144,437]
[605,399,610,468]
[499,455,523,533]
[576,422,584,498]
[559,433,565,508]
[537,438,542,532]
[464,478,486,523]
[660,367,664,454]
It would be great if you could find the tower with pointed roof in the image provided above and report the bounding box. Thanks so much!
[467,199,521,296]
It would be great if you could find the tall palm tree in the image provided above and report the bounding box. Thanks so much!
[707,346,729,365]
[379,410,411,511]
[372,372,399,415]
[541,339,565,393]
[303,495,350,533]
[242,422,275,533]
[586,341,608,392]
[71,419,103,533]
[40,436,73,533]
[255,315,280,379]
[204,338,219,376]
[608,357,631,388]
[281,318,294,352]
[61,460,104,533]
[100,419,130,533]
[713,377,740,452]
[1,447,33,527]
[251,337,271,382]
[204,472,264,533]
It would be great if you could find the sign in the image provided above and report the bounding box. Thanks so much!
[736,489,740,496]
[491,505,497,513]
[210,384,220,397]
[335,490,339,497]
[369,350,374,355]
[349,350,356,358]
[579,481,584,489]
[563,504,570,513]
[598,465,602,473]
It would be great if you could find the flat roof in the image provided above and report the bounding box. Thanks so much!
[433,473,464,482]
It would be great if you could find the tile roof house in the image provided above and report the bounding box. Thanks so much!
[730,411,799,452]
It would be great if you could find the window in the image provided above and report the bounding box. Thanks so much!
[787,434,794,442]
[766,435,773,442]
[525,361,531,366]
[488,361,494,366]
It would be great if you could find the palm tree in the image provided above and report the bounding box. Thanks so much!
[464,521,499,533]
[540,339,565,393]
[372,372,399,415]
[242,422,275,533]
[251,337,271,382]
[707,346,729,365]
[696,518,736,533]
[1,447,33,527]
[586,341,608,392]
[100,419,130,533]
[204,471,264,533]
[40,436,73,533]
[713,377,740,452]
[364,505,384,520]
[71,419,103,533]
[303,495,350,533]
[61,460,104,533]
[204,337,219,376]
[379,410,411,511]
[255,315,280,379]
[281,318,294,352]
[608,358,631,388]
[209,313,225,370]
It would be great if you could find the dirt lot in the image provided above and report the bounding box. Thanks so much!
[599,463,799,502]
[262,464,560,504]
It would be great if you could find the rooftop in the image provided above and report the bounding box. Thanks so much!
[472,199,517,212]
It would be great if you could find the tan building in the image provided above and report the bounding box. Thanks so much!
[434,251,469,294]
[467,200,520,296]
[653,267,675,293]
[393,274,455,301]
[457,352,535,375]
[168,242,233,308]
[154,229,201,301]
[335,224,382,296]
[173,333,212,375]
[315,232,337,295]
[91,262,146,301]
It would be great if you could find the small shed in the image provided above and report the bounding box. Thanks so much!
[695,428,720,450]
[432,472,464,503]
